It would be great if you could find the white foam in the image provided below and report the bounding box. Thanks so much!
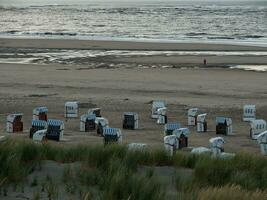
[230,65,267,72]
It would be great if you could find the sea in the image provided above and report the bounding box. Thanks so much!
[0,0,266,45]
[0,0,266,71]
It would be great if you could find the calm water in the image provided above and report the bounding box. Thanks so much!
[0,0,266,45]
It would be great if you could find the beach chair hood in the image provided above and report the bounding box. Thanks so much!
[209,137,225,148]
[173,128,190,138]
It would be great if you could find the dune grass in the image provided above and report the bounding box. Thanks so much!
[0,139,267,199]
[198,185,267,200]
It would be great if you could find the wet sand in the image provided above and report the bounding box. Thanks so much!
[1,37,267,51]
[1,38,267,67]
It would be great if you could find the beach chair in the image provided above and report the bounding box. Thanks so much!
[250,119,266,140]
[243,104,256,122]
[6,113,23,133]
[30,119,48,138]
[216,117,233,135]
[123,112,139,130]
[197,114,207,132]
[103,127,122,145]
[65,101,79,118]
[164,135,179,156]
[188,108,198,126]
[151,100,165,119]
[173,128,190,149]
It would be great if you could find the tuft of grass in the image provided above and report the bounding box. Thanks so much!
[175,170,194,192]
[3,186,7,196]
[41,180,46,192]
[62,165,72,183]
[83,191,92,200]
[65,182,76,194]
[77,166,102,187]
[101,158,165,200]
[193,157,232,187]
[151,149,171,166]
[173,152,208,169]
[45,179,59,200]
[31,176,38,187]
[33,190,40,200]
[145,168,154,178]
[198,185,267,200]
[191,153,267,190]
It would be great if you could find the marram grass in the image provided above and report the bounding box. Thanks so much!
[198,185,267,200]
[0,139,267,199]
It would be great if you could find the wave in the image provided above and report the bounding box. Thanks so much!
[1,30,20,34]
[38,32,78,36]
[0,31,79,38]
[230,65,267,72]
[207,36,236,40]
[206,35,265,40]
[0,5,23,11]
[186,32,208,36]
[239,35,264,39]
[28,4,69,8]
[0,4,73,10]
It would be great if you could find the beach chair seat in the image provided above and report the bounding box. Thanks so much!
[123,112,138,130]
[80,114,96,132]
[47,126,60,141]
[47,119,64,141]
[85,120,95,131]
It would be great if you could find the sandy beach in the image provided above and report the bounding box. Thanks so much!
[0,38,267,155]
[0,58,266,154]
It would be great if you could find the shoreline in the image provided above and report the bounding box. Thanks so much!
[1,35,267,47]
[1,37,267,51]
[0,45,266,70]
